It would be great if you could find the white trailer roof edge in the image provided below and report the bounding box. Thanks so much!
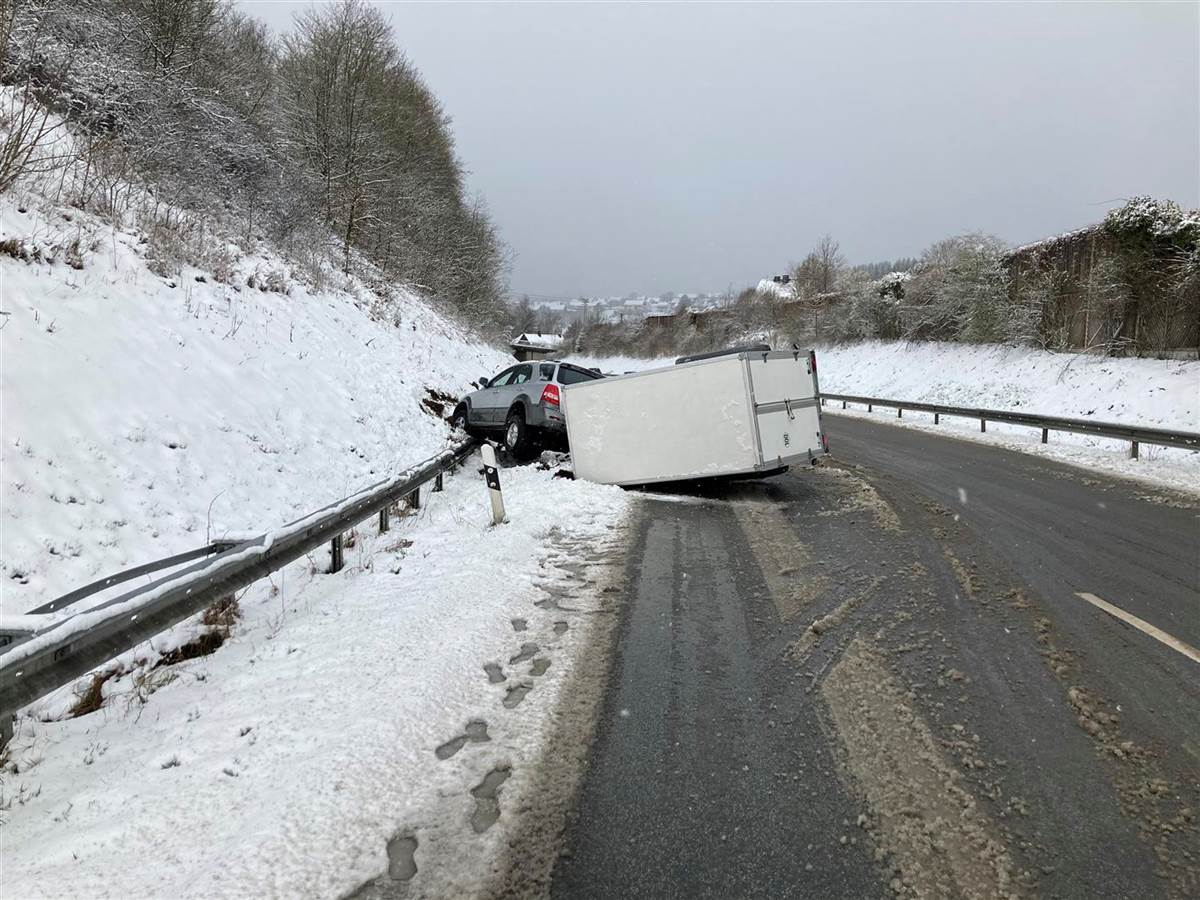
[567,348,816,389]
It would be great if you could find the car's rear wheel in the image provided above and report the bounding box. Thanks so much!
[504,409,540,462]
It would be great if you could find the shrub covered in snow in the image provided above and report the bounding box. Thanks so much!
[1104,196,1200,250]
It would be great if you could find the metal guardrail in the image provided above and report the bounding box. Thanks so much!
[820,393,1200,459]
[24,541,245,617]
[0,438,477,741]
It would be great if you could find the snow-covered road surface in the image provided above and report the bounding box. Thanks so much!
[1,459,631,899]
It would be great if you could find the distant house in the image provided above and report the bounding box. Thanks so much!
[510,331,566,361]
[756,276,796,300]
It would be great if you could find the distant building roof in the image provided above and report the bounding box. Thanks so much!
[511,331,566,350]
[756,277,796,299]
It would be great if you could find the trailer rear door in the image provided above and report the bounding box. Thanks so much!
[744,351,824,468]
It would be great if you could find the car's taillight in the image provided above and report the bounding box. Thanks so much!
[809,350,817,374]
[541,383,561,407]
[822,432,830,453]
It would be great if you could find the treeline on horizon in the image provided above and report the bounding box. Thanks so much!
[531,198,1199,360]
[1,0,507,327]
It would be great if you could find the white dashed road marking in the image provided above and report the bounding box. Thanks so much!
[1076,592,1200,666]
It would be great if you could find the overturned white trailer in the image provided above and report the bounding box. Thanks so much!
[562,347,828,486]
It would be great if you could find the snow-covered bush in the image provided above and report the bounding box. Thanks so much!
[1104,196,1200,250]
[901,234,1010,343]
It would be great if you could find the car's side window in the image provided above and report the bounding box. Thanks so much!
[490,366,518,387]
[511,364,533,385]
[539,363,555,380]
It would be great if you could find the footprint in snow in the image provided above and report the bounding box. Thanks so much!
[509,642,539,664]
[470,766,512,833]
[503,683,532,709]
[386,834,418,881]
[434,720,490,760]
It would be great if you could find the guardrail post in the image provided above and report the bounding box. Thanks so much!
[1041,427,1048,444]
[409,488,421,511]
[329,534,344,573]
[379,506,389,533]
[1130,440,1139,460]
[980,419,987,433]
[481,443,507,526]
[433,472,444,492]
[1,711,12,750]
[868,403,873,412]
[842,400,847,409]
[934,412,940,424]
[897,407,903,419]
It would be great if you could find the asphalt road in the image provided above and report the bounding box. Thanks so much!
[552,414,1199,899]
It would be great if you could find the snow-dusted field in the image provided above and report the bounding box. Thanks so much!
[815,341,1200,494]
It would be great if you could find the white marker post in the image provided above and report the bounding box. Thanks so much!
[480,443,507,525]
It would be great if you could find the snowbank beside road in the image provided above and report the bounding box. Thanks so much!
[564,354,671,375]
[0,194,511,618]
[817,341,1200,493]
[816,340,1197,429]
[1,460,631,898]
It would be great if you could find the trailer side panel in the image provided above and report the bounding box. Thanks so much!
[563,356,758,485]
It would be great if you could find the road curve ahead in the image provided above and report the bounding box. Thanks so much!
[552,414,1199,899]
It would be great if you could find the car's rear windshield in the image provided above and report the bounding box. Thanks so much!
[557,365,602,385]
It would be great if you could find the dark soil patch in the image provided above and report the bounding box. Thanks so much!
[421,387,460,419]
[201,595,240,632]
[154,630,225,668]
[69,669,120,718]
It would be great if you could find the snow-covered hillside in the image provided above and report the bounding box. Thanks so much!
[2,173,632,895]
[816,340,1197,428]
[816,340,1199,492]
[0,192,511,618]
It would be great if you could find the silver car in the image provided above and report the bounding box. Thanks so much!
[451,360,603,460]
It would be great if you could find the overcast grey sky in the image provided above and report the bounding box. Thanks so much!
[241,1,1199,299]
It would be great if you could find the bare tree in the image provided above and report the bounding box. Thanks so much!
[510,295,537,334]
[117,0,226,76]
[791,234,845,298]
[787,234,846,339]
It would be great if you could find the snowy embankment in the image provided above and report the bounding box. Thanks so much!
[2,461,629,899]
[816,340,1200,493]
[0,194,510,618]
[1,170,631,892]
